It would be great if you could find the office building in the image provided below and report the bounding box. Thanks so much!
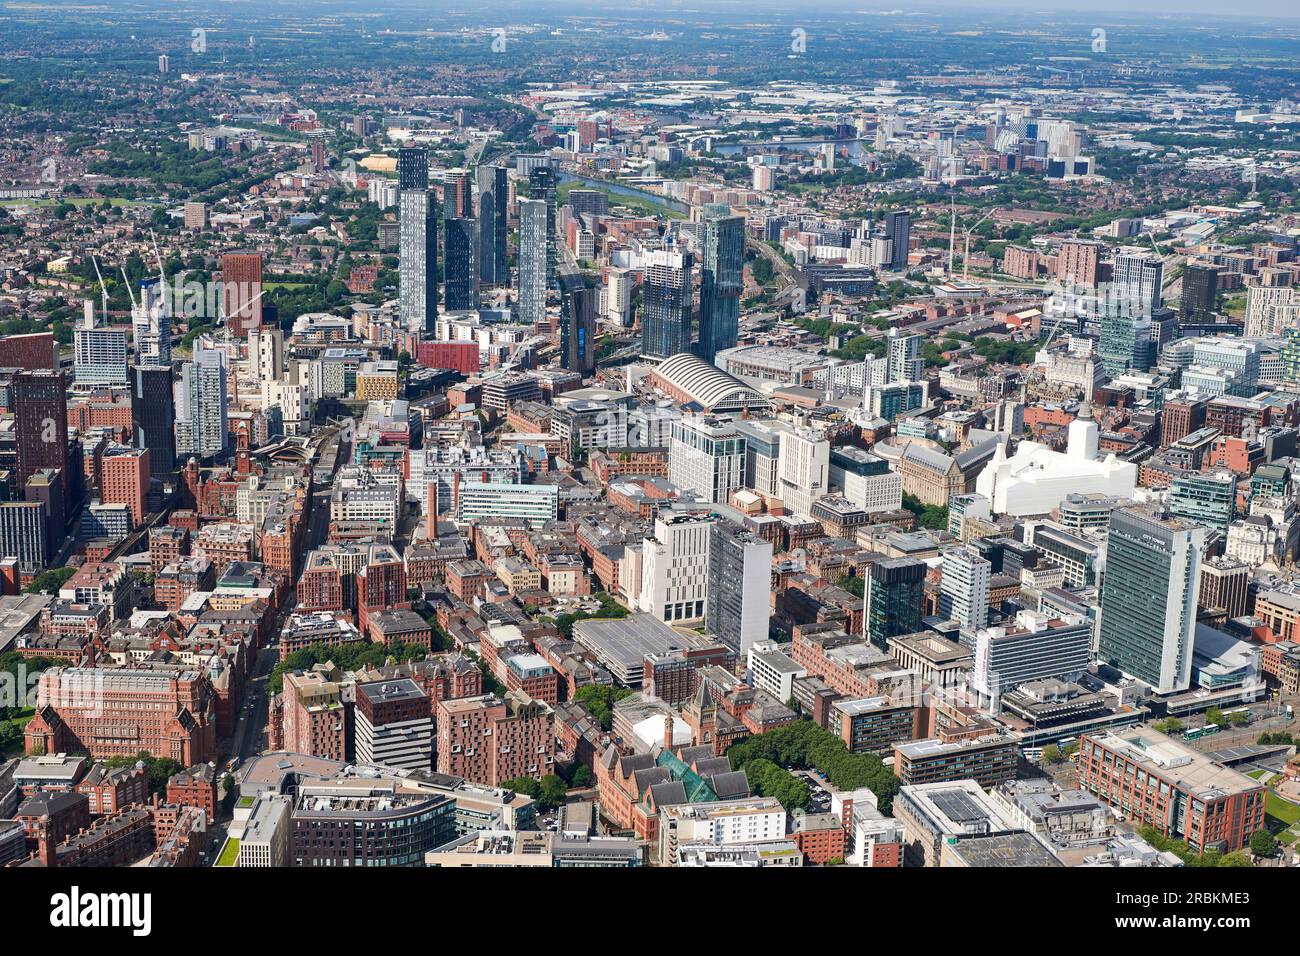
[639,513,717,626]
[939,547,992,637]
[290,781,455,867]
[668,416,745,504]
[865,558,926,649]
[1168,470,1237,533]
[1078,728,1265,853]
[1179,262,1219,321]
[355,679,433,772]
[972,610,1093,702]
[130,280,171,366]
[132,364,176,478]
[560,285,597,374]
[706,522,773,656]
[73,304,129,389]
[1098,508,1205,694]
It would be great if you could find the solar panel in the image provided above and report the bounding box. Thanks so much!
[930,788,988,824]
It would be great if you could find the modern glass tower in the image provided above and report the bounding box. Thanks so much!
[885,210,911,272]
[518,199,549,328]
[132,364,176,477]
[560,283,597,374]
[528,165,557,289]
[398,146,438,333]
[475,164,508,287]
[442,217,477,312]
[697,204,743,363]
[1098,507,1205,695]
[641,249,694,360]
[865,557,925,650]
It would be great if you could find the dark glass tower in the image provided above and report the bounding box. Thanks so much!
[528,166,558,289]
[641,249,694,360]
[560,283,597,374]
[475,165,508,287]
[697,205,744,363]
[885,210,911,272]
[442,217,477,312]
[1179,262,1219,322]
[133,364,177,477]
[398,146,438,333]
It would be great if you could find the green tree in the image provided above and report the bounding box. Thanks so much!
[1249,830,1277,857]
[538,775,568,809]
[1205,707,1224,727]
[1040,744,1063,764]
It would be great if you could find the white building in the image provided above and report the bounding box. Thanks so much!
[668,417,745,505]
[939,547,992,636]
[975,418,1137,517]
[777,426,830,519]
[638,512,716,624]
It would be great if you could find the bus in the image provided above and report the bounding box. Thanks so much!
[1183,724,1220,741]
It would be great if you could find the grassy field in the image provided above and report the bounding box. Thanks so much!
[215,838,240,867]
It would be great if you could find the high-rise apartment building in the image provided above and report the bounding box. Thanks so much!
[436,692,555,785]
[518,198,549,328]
[442,217,477,312]
[475,164,508,287]
[13,369,69,493]
[221,252,264,337]
[73,302,129,390]
[528,165,558,289]
[100,446,149,528]
[174,341,228,459]
[1179,261,1219,321]
[697,204,743,363]
[355,679,433,772]
[642,249,694,360]
[885,210,911,272]
[398,146,438,333]
[887,329,923,383]
[638,512,717,625]
[1057,238,1101,288]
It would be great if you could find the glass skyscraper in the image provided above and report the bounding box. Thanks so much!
[518,199,549,328]
[1098,507,1205,695]
[442,217,477,312]
[398,146,438,333]
[697,204,743,363]
[641,249,694,360]
[475,164,508,287]
[528,166,558,289]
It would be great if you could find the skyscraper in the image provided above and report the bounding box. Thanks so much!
[131,279,172,366]
[887,329,923,383]
[475,164,508,287]
[940,548,992,642]
[442,217,478,312]
[518,199,549,329]
[1112,251,1163,316]
[1179,261,1219,322]
[1098,507,1205,695]
[398,146,438,334]
[865,558,925,650]
[442,169,471,219]
[133,364,176,478]
[221,252,264,338]
[706,521,774,657]
[697,204,743,363]
[641,249,694,360]
[560,283,597,375]
[885,210,911,273]
[73,301,129,390]
[14,369,68,492]
[175,341,228,459]
[528,166,558,289]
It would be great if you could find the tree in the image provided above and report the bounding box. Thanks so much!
[1156,717,1183,735]
[1249,830,1277,858]
[1205,707,1224,727]
[538,774,568,809]
[571,764,593,788]
[1041,744,1063,764]
[1228,711,1249,728]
